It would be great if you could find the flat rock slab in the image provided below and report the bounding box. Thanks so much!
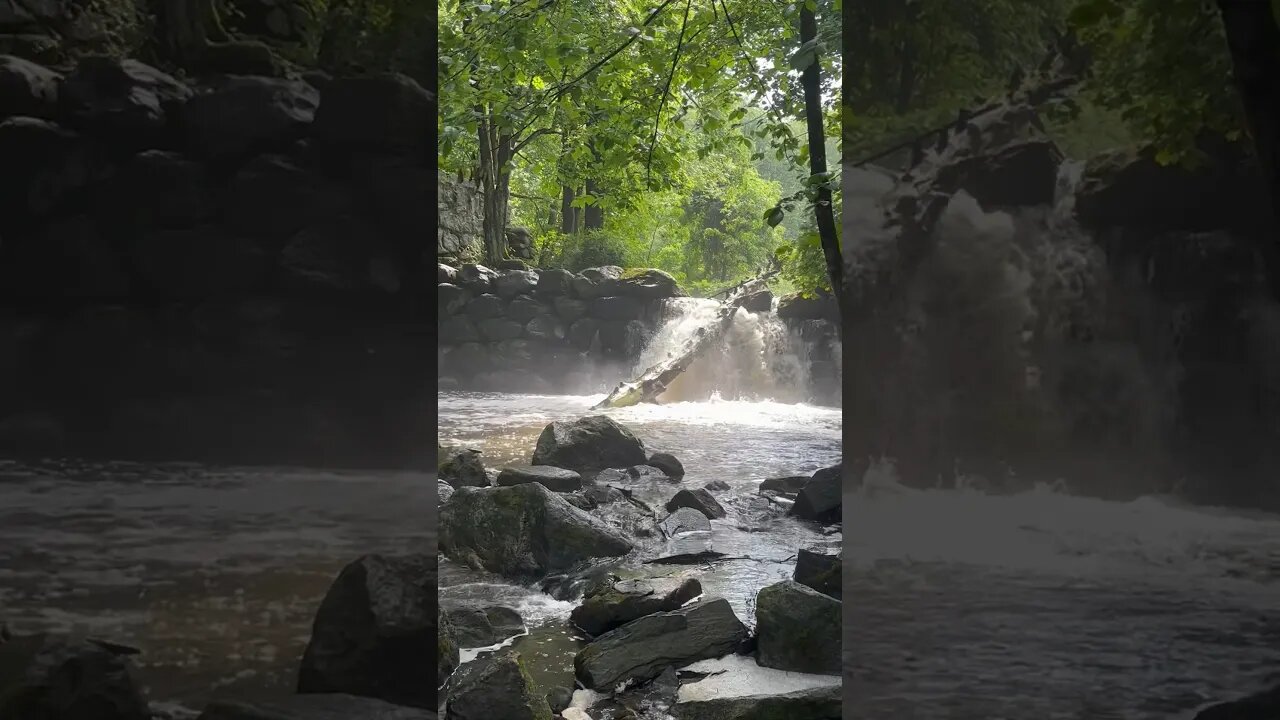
[794,546,841,599]
[199,695,435,720]
[442,605,525,649]
[574,598,746,690]
[532,415,648,473]
[496,465,582,492]
[666,488,726,519]
[660,506,711,536]
[570,576,702,636]
[672,685,841,720]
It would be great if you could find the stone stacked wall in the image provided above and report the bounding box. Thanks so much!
[0,52,433,468]
[438,265,683,393]
[437,173,483,260]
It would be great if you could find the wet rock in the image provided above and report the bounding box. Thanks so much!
[438,480,455,505]
[614,268,683,298]
[776,291,837,322]
[739,289,773,313]
[0,54,60,120]
[704,480,731,492]
[182,75,317,158]
[444,649,550,720]
[198,694,433,720]
[571,576,703,636]
[493,269,539,299]
[298,554,436,708]
[577,483,626,507]
[537,268,574,296]
[1193,684,1280,719]
[545,686,573,715]
[311,73,432,159]
[465,293,505,320]
[760,476,808,494]
[498,259,529,271]
[496,465,582,492]
[647,452,685,479]
[593,295,647,321]
[934,138,1062,209]
[524,314,564,342]
[442,605,524,648]
[794,546,841,599]
[131,225,268,297]
[660,507,712,536]
[440,447,487,488]
[532,415,648,473]
[438,607,459,687]
[0,633,150,720]
[439,316,480,344]
[568,318,599,350]
[672,685,841,720]
[457,264,498,294]
[223,154,351,240]
[0,116,98,218]
[479,317,525,342]
[59,56,191,145]
[754,580,840,675]
[665,488,726,520]
[438,283,470,316]
[507,294,546,322]
[574,598,747,690]
[440,482,633,577]
[439,263,458,283]
[790,465,841,523]
[553,296,588,321]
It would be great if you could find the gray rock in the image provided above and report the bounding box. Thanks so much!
[297,554,436,708]
[0,116,97,218]
[493,269,539,299]
[478,317,525,342]
[183,75,318,158]
[553,296,588,321]
[573,598,746,690]
[525,314,564,342]
[198,695,433,720]
[439,317,480,344]
[704,480,731,492]
[739,289,773,313]
[439,263,458,284]
[647,452,685,479]
[438,480,455,505]
[0,54,59,120]
[665,489,726,520]
[496,465,582,492]
[440,447,487,488]
[660,507,712,536]
[440,482,633,577]
[759,476,809,494]
[672,685,841,720]
[935,138,1063,209]
[794,545,841,599]
[754,580,840,675]
[0,634,150,720]
[465,293,505,320]
[582,265,623,280]
[59,56,191,144]
[537,268,574,296]
[613,268,684,299]
[532,415,648,473]
[311,73,432,158]
[571,275,605,299]
[497,258,529,270]
[570,576,702,636]
[567,318,599,350]
[545,687,573,715]
[593,295,646,321]
[438,283,470,315]
[442,605,524,648]
[439,606,459,687]
[628,464,675,483]
[507,294,546,322]
[444,650,550,720]
[457,264,498,294]
[790,465,841,523]
[776,291,837,322]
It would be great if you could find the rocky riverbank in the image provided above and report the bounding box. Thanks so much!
[0,51,432,468]
[437,414,842,719]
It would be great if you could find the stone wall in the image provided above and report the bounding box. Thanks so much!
[437,173,483,260]
[438,264,683,393]
[0,52,433,468]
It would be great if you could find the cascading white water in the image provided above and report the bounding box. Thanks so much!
[629,297,831,404]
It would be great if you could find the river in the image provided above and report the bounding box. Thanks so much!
[0,460,430,717]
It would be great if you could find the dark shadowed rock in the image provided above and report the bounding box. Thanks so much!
[704,480,731,492]
[312,73,431,159]
[0,54,60,120]
[444,650,550,720]
[0,116,98,218]
[574,598,746,690]
[442,605,524,648]
[194,39,286,77]
[614,268,683,298]
[553,296,588,322]
[934,138,1062,209]
[439,263,458,284]
[647,452,685,479]
[794,545,841,599]
[525,314,565,342]
[627,464,675,482]
[131,225,267,297]
[545,687,573,715]
[532,415,647,472]
[665,489,725,519]
[479,317,525,342]
[0,634,151,720]
[439,447,487,488]
[537,268,574,296]
[183,76,316,158]
[438,480,454,506]
[493,269,539,299]
[438,607,458,687]
[790,465,840,523]
[593,295,646,321]
[1193,685,1280,719]
[438,283,470,316]
[776,291,837,322]
[659,506,712,536]
[507,294,546,322]
[198,694,433,720]
[496,465,582,492]
[760,475,808,493]
[98,149,215,230]
[570,576,703,636]
[739,289,774,313]
[222,154,352,241]
[672,685,841,720]
[457,264,497,293]
[58,56,191,144]
[465,293,505,320]
[298,554,435,708]
[754,580,840,675]
[439,317,479,344]
[568,318,599,350]
[439,482,633,577]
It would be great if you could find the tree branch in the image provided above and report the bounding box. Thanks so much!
[646,0,694,185]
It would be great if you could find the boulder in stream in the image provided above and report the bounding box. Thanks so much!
[647,451,685,479]
[441,605,524,648]
[660,506,712,536]
[531,415,647,473]
[794,545,841,599]
[790,465,841,523]
[496,465,582,492]
[614,268,684,298]
[665,488,726,519]
[444,650,551,720]
[759,475,809,495]
[574,598,747,690]
[754,580,841,675]
[439,447,487,488]
[672,685,842,720]
[197,694,434,720]
[439,482,633,576]
[439,607,459,687]
[437,480,454,505]
[570,576,703,636]
[0,633,151,720]
[297,553,435,708]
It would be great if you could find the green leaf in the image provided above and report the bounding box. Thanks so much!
[766,207,785,227]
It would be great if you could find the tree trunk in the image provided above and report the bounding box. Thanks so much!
[560,186,578,235]
[476,117,511,264]
[1215,0,1280,300]
[584,178,605,230]
[799,4,844,336]
[153,0,224,67]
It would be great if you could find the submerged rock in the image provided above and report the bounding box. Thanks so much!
[672,685,842,720]
[439,482,633,577]
[545,686,573,715]
[660,506,712,536]
[444,650,551,720]
[297,553,435,708]
[790,465,841,523]
[0,634,151,720]
[1193,684,1280,719]
[794,546,841,599]
[198,694,433,720]
[665,488,726,519]
[570,576,703,636]
[647,451,685,479]
[440,447,487,488]
[496,465,582,492]
[759,476,809,495]
[574,598,747,690]
[704,480,731,492]
[531,415,648,473]
[754,580,840,675]
[442,605,524,649]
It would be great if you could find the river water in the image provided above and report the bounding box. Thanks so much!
[0,460,430,716]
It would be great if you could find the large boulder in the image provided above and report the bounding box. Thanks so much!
[790,465,841,523]
[297,553,436,708]
[0,634,151,720]
[96,149,216,231]
[537,268,574,296]
[659,506,711,536]
[776,291,838,322]
[478,317,524,342]
[496,465,582,492]
[312,73,432,160]
[198,695,433,720]
[570,576,702,636]
[760,476,810,495]
[754,580,840,675]
[439,482,633,576]
[183,75,318,158]
[439,447,487,488]
[0,116,98,218]
[441,605,524,648]
[647,452,685,479]
[223,154,352,242]
[531,415,647,473]
[58,56,191,145]
[493,269,539,299]
[438,283,470,316]
[553,296,588,322]
[0,54,59,120]
[934,138,1062,209]
[443,650,551,720]
[672,685,842,720]
[573,598,747,690]
[665,489,725,520]
[614,268,684,298]
[794,545,841,599]
[592,295,647,321]
[130,225,267,297]
[457,264,498,294]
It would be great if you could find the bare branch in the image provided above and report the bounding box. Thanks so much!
[646,0,695,185]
